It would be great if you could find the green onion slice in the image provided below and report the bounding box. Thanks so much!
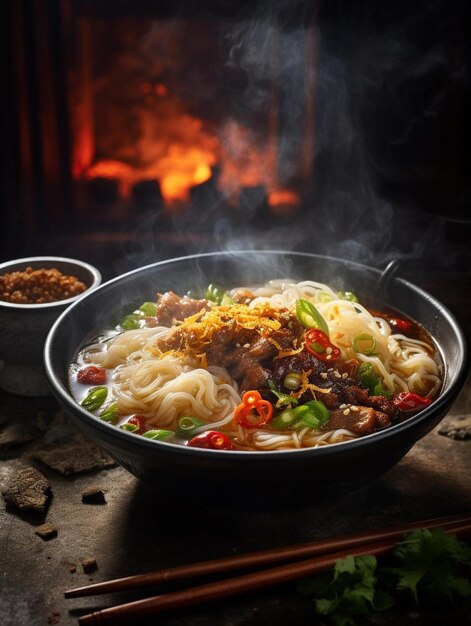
[359,362,378,389]
[372,381,393,399]
[176,416,206,437]
[296,299,329,335]
[352,333,376,355]
[120,422,139,433]
[143,429,174,441]
[271,408,298,430]
[221,293,235,306]
[81,386,108,411]
[283,372,302,391]
[205,284,226,304]
[295,400,330,430]
[139,301,158,316]
[99,402,118,423]
[119,313,141,330]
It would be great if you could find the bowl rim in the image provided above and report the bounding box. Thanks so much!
[0,256,102,311]
[44,249,469,459]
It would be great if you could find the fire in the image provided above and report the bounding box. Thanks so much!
[268,189,300,207]
[153,145,216,203]
[81,101,299,210]
[85,160,134,197]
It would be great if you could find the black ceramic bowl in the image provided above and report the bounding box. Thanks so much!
[44,251,468,496]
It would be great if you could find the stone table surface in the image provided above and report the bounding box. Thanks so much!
[0,373,470,626]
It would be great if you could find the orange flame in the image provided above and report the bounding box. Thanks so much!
[82,101,300,210]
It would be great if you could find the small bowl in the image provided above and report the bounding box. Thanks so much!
[0,256,101,396]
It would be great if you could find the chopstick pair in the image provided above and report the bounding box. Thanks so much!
[68,512,471,626]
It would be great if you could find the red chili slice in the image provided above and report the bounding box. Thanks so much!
[234,390,274,428]
[187,430,235,450]
[126,415,147,434]
[77,366,107,385]
[393,392,432,412]
[387,317,415,334]
[370,310,415,335]
[304,329,341,362]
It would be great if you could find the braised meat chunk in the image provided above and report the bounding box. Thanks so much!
[156,291,211,326]
[326,406,391,435]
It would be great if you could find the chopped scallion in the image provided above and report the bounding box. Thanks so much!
[143,429,174,441]
[352,333,376,355]
[296,299,329,335]
[81,386,108,411]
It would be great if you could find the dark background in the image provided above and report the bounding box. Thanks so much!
[1,0,470,322]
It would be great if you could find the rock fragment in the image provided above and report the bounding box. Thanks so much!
[2,467,51,512]
[81,557,98,573]
[35,523,58,540]
[0,423,33,450]
[438,416,471,440]
[81,486,106,504]
[32,434,116,475]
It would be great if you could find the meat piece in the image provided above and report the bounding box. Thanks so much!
[269,352,359,399]
[239,361,271,393]
[227,337,277,374]
[156,291,211,326]
[343,386,398,418]
[326,406,391,435]
[206,322,237,364]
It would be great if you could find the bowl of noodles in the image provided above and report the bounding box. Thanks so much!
[44,251,468,496]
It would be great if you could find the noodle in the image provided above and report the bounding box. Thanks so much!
[70,279,442,452]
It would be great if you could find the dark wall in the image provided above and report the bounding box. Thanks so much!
[1,0,470,270]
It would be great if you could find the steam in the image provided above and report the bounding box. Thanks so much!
[100,5,470,278]
[208,6,469,271]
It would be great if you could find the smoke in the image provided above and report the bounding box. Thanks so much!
[229,4,470,270]
[107,3,470,279]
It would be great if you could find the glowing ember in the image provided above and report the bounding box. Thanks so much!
[157,146,215,202]
[85,160,134,197]
[268,189,300,207]
[83,107,297,208]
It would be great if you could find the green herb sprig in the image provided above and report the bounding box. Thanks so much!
[298,528,471,625]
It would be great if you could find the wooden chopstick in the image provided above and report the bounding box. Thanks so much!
[76,520,471,626]
[66,512,471,599]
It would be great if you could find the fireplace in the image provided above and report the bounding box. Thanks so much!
[2,0,470,269]
[69,10,317,225]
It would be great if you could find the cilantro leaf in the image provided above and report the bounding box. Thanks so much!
[267,379,298,407]
[299,553,391,625]
[298,527,471,625]
[386,528,471,606]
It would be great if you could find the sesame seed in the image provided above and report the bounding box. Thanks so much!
[243,343,250,348]
[350,406,359,412]
[326,355,331,360]
[327,368,333,372]
[334,371,341,378]
[342,373,348,379]
[326,347,333,354]
[235,343,241,348]
[339,403,347,409]
[320,372,328,379]
[343,408,351,416]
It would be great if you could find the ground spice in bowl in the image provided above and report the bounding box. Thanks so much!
[0,266,87,304]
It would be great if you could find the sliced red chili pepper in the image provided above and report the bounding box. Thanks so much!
[187,430,235,450]
[387,316,415,334]
[369,310,415,335]
[234,390,274,428]
[393,392,432,412]
[77,366,107,385]
[126,415,148,434]
[304,329,341,362]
